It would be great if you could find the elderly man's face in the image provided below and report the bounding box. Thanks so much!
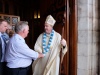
[44,23,53,34]
[23,26,29,38]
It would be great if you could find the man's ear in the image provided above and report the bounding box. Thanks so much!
[23,29,26,33]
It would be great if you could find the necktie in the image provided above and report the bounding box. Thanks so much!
[1,34,9,45]
[1,35,7,45]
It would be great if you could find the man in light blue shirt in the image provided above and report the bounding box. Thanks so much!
[5,21,44,75]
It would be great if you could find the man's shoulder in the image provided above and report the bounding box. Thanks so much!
[10,34,19,42]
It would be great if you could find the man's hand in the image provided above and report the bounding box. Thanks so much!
[38,53,44,58]
[60,39,66,46]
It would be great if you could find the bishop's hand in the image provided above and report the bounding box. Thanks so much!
[60,39,66,47]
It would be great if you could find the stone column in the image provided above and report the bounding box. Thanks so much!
[77,0,98,75]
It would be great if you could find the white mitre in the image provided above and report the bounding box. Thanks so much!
[45,15,56,26]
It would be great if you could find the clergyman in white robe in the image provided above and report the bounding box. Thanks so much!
[32,30,67,75]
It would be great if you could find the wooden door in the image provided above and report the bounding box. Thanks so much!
[68,0,77,75]
[62,0,77,75]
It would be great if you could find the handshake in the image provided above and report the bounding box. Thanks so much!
[38,53,45,58]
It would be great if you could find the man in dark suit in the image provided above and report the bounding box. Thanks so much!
[0,19,8,75]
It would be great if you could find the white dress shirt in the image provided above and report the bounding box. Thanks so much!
[5,34,38,68]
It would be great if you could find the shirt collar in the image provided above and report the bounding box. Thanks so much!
[15,34,25,42]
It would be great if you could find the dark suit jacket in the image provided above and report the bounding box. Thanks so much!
[0,33,9,75]
[0,37,2,61]
[0,33,9,61]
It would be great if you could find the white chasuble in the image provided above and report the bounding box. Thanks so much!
[32,30,67,75]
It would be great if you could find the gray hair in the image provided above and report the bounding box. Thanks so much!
[15,21,28,33]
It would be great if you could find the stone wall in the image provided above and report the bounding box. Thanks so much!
[77,0,98,75]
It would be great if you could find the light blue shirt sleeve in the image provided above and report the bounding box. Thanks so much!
[14,39,39,60]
